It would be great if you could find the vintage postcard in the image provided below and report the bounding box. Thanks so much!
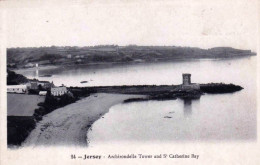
[0,0,259,164]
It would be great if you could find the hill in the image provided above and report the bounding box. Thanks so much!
[7,69,29,85]
[7,45,256,68]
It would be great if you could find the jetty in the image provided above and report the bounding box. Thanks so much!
[70,73,243,101]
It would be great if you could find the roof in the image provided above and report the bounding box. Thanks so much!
[7,85,27,89]
[38,81,51,83]
[29,80,50,83]
[29,80,38,82]
[51,87,67,92]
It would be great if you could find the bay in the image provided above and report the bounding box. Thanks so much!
[17,56,257,144]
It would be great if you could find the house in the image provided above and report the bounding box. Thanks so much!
[67,54,72,59]
[27,80,54,90]
[37,81,54,89]
[24,63,35,68]
[75,55,81,59]
[39,91,47,96]
[76,59,82,63]
[27,80,38,90]
[7,85,27,94]
[51,87,67,96]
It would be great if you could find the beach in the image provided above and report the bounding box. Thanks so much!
[22,93,145,147]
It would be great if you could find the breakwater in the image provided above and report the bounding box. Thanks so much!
[70,83,243,102]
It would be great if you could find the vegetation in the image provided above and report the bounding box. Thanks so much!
[7,46,256,67]
[6,70,244,146]
[78,83,242,103]
[7,90,91,146]
[7,69,29,85]
[7,116,35,146]
[33,91,77,121]
[200,83,243,93]
[33,87,96,121]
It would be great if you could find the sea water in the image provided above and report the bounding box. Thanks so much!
[18,57,257,144]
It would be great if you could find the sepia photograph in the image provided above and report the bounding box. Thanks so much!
[0,0,259,164]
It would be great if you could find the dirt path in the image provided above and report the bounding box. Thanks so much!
[23,93,145,147]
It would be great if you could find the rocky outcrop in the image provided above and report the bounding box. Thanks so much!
[200,83,243,93]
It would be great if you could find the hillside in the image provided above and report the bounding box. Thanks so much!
[7,45,256,67]
[7,69,29,85]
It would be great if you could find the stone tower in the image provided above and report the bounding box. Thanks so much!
[182,73,191,85]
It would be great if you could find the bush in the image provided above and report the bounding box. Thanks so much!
[33,93,77,122]
[28,89,39,95]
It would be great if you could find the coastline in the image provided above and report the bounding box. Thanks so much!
[13,65,59,74]
[11,55,254,75]
[22,93,146,147]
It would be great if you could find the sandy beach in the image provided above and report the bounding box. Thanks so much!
[22,93,145,147]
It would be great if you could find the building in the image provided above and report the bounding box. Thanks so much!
[39,91,47,96]
[181,73,200,90]
[67,54,72,58]
[24,63,35,68]
[27,80,38,90]
[51,87,67,96]
[37,81,54,89]
[27,80,54,90]
[76,59,82,63]
[7,85,27,94]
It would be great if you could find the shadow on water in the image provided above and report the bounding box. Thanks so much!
[183,98,192,117]
[183,98,200,118]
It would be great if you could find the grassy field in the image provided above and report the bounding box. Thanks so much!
[7,93,45,116]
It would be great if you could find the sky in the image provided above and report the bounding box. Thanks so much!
[1,0,258,51]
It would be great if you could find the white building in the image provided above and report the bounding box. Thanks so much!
[24,63,35,68]
[51,87,67,96]
[7,85,27,94]
[39,91,47,96]
[67,54,72,59]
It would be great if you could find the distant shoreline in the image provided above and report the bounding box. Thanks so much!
[12,55,254,75]
[13,65,58,74]
[7,45,256,70]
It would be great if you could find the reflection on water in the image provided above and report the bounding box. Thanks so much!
[183,98,192,117]
[36,69,39,78]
